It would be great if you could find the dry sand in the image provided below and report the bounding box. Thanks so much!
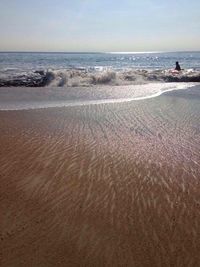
[1,88,200,267]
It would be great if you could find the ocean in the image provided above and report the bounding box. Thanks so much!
[0,51,200,110]
[1,51,200,71]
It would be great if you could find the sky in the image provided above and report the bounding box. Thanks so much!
[0,0,199,52]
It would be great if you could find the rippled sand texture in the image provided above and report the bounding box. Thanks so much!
[1,89,200,267]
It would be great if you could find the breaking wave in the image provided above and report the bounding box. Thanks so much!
[1,68,200,87]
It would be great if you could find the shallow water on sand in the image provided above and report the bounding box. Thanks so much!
[1,88,200,266]
[0,83,197,110]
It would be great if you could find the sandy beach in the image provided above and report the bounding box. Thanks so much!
[1,87,200,267]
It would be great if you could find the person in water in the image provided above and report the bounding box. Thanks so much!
[175,61,181,71]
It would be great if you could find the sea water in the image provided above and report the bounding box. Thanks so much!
[0,51,200,110]
[1,51,200,72]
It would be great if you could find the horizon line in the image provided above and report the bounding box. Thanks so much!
[0,50,200,54]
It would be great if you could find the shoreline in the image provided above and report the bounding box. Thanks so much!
[1,88,200,266]
[0,83,199,111]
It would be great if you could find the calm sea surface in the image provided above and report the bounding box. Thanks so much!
[0,51,200,73]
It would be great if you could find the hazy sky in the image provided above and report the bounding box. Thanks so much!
[0,0,199,52]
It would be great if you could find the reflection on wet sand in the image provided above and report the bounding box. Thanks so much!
[1,89,200,267]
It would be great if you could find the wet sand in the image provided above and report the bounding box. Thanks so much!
[1,87,200,267]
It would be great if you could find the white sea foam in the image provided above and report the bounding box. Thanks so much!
[42,69,200,87]
[0,83,197,111]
